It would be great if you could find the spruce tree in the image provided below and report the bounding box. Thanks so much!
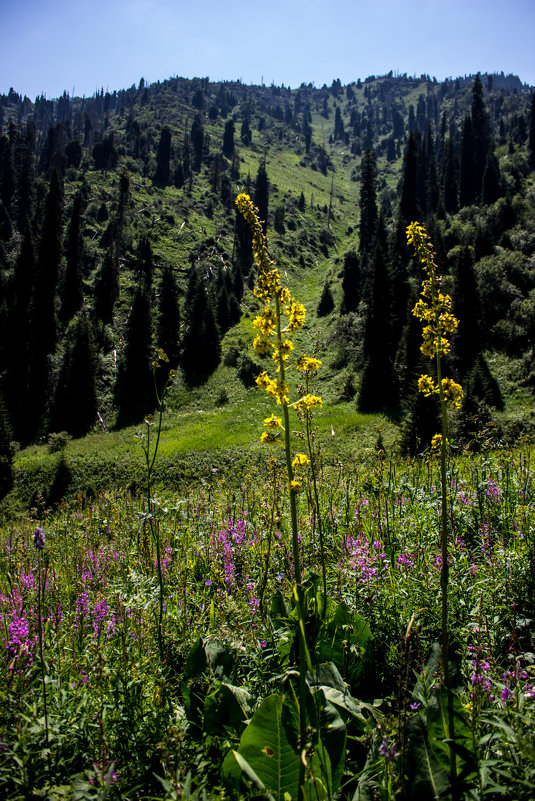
[222,119,235,158]
[481,151,503,204]
[16,123,36,230]
[340,249,361,314]
[181,267,221,381]
[358,148,378,261]
[25,170,64,441]
[459,115,476,207]
[254,161,269,233]
[528,93,535,170]
[0,391,15,499]
[59,191,84,326]
[49,311,99,438]
[317,282,335,317]
[452,245,483,374]
[93,245,119,328]
[471,74,491,199]
[6,224,36,439]
[156,264,181,370]
[191,114,205,171]
[114,280,154,428]
[358,243,397,412]
[443,135,459,213]
[153,127,172,185]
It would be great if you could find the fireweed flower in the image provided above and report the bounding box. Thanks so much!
[33,527,45,551]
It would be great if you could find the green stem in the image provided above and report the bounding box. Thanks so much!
[304,408,326,612]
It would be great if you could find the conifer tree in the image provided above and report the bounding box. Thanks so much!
[481,150,503,204]
[93,245,119,328]
[254,161,269,233]
[358,242,397,412]
[317,282,335,317]
[191,114,205,171]
[156,264,181,370]
[180,267,221,380]
[16,122,36,230]
[398,131,422,224]
[25,169,64,440]
[0,135,16,214]
[222,119,235,158]
[0,391,15,499]
[459,114,476,207]
[443,135,459,213]
[59,191,84,325]
[358,148,378,261]
[136,235,153,294]
[471,74,491,198]
[114,280,154,428]
[340,249,361,314]
[528,93,535,170]
[6,224,36,438]
[49,310,99,438]
[153,127,172,185]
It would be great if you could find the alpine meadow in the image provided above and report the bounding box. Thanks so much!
[1,70,535,800]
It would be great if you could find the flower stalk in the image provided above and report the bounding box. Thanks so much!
[236,193,323,797]
[408,221,463,798]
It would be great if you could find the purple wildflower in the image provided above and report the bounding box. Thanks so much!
[33,527,45,551]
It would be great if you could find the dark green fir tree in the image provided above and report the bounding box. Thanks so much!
[59,191,84,326]
[153,127,172,185]
[49,310,99,438]
[114,280,154,428]
[181,267,221,381]
[358,243,397,412]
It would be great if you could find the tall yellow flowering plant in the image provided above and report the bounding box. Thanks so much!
[236,193,326,796]
[408,221,463,794]
[408,221,463,686]
[236,192,322,585]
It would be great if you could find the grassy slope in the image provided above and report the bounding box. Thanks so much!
[5,76,535,508]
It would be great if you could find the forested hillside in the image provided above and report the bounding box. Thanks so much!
[0,71,534,495]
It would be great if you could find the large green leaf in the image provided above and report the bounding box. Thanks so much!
[406,687,479,799]
[222,693,301,800]
[203,681,254,735]
[222,691,334,801]
[315,602,373,690]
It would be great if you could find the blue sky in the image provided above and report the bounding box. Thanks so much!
[1,0,534,99]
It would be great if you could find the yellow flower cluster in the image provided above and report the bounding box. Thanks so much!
[417,375,463,411]
[407,222,464,411]
[407,223,459,361]
[235,193,322,444]
[293,394,323,411]
[289,452,310,491]
[431,433,450,451]
[295,356,322,374]
[260,413,283,446]
[256,371,289,405]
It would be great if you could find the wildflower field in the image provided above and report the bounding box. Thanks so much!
[1,444,534,799]
[2,208,535,800]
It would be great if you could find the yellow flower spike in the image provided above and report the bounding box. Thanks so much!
[292,453,310,469]
[253,335,272,355]
[295,356,322,374]
[431,433,443,450]
[417,374,437,396]
[256,371,271,390]
[264,414,282,429]
[289,479,302,492]
[260,430,282,446]
[293,394,323,410]
[441,378,464,410]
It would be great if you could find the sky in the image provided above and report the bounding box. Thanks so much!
[1,0,534,100]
